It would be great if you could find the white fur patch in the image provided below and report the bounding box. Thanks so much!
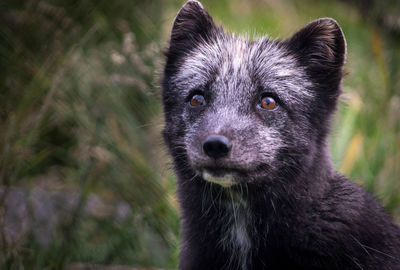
[276,67,296,77]
[202,171,236,187]
[220,190,252,269]
[231,214,250,249]
[188,0,204,9]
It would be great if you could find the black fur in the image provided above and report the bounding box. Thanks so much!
[164,0,219,78]
[162,1,400,269]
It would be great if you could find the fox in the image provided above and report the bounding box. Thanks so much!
[161,1,400,269]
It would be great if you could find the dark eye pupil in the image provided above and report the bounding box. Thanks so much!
[190,94,205,106]
[261,96,277,110]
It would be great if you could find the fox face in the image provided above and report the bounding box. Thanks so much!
[163,0,346,187]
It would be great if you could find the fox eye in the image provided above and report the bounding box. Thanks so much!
[260,96,277,110]
[189,94,206,107]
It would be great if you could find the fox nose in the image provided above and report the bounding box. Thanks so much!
[203,135,232,159]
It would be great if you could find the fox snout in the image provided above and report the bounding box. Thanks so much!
[202,135,232,159]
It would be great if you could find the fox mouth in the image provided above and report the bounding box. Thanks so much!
[202,167,239,177]
[199,167,246,187]
[195,162,274,187]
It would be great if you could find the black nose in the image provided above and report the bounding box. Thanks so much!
[203,135,232,159]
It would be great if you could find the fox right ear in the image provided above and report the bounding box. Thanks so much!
[286,18,346,86]
[165,1,217,72]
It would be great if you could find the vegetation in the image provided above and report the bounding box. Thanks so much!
[0,0,399,269]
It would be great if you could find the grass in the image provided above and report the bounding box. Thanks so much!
[0,0,399,269]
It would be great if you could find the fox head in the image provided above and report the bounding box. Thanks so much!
[162,0,346,187]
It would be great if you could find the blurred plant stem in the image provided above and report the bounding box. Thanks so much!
[0,0,399,269]
[54,151,95,269]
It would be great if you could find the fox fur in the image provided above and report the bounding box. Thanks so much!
[162,1,400,269]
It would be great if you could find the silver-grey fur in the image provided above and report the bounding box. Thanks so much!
[162,1,400,269]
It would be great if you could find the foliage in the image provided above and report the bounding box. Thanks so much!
[0,0,399,269]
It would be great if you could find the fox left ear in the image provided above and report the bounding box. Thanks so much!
[286,18,346,84]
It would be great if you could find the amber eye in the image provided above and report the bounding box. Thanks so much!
[260,96,277,110]
[190,94,206,107]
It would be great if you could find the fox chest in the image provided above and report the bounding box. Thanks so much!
[217,196,253,269]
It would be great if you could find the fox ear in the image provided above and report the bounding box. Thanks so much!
[165,1,217,72]
[286,18,346,83]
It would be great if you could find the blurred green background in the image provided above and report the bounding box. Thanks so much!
[0,0,399,269]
